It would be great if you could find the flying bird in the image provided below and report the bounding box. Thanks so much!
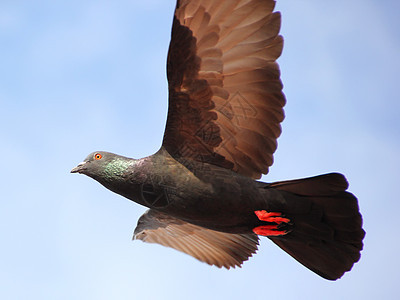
[71,0,364,280]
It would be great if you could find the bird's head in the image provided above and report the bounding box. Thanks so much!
[70,151,130,180]
[71,151,113,176]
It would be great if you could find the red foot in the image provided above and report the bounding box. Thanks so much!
[254,210,290,224]
[252,225,287,236]
[253,210,291,237]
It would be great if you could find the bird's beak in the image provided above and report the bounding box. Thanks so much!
[70,162,87,174]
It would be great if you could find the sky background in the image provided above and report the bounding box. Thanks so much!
[1,0,399,299]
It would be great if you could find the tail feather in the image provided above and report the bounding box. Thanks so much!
[270,172,349,195]
[267,173,365,280]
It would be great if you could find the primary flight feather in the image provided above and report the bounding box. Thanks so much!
[71,0,364,280]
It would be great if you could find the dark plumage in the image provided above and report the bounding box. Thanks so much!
[71,0,364,280]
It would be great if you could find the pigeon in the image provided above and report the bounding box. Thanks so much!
[71,0,364,280]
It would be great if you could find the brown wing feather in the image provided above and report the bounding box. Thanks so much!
[163,0,285,178]
[133,209,259,269]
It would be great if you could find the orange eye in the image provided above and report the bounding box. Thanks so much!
[94,153,102,160]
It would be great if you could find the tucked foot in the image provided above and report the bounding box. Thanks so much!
[254,210,290,224]
[252,225,288,236]
[253,210,291,237]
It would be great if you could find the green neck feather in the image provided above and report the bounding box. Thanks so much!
[103,158,134,180]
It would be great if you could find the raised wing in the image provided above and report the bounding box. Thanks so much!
[133,209,259,269]
[162,0,285,179]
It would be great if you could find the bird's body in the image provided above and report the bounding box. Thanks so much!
[72,0,365,280]
[79,148,278,232]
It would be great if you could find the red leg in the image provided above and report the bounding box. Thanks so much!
[254,210,290,224]
[253,210,291,237]
[252,225,287,236]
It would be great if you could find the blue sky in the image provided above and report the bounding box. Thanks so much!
[1,0,399,299]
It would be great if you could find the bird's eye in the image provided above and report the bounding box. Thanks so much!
[94,153,102,160]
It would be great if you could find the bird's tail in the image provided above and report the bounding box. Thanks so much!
[261,173,365,280]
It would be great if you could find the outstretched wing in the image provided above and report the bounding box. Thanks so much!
[162,0,285,179]
[133,209,259,269]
